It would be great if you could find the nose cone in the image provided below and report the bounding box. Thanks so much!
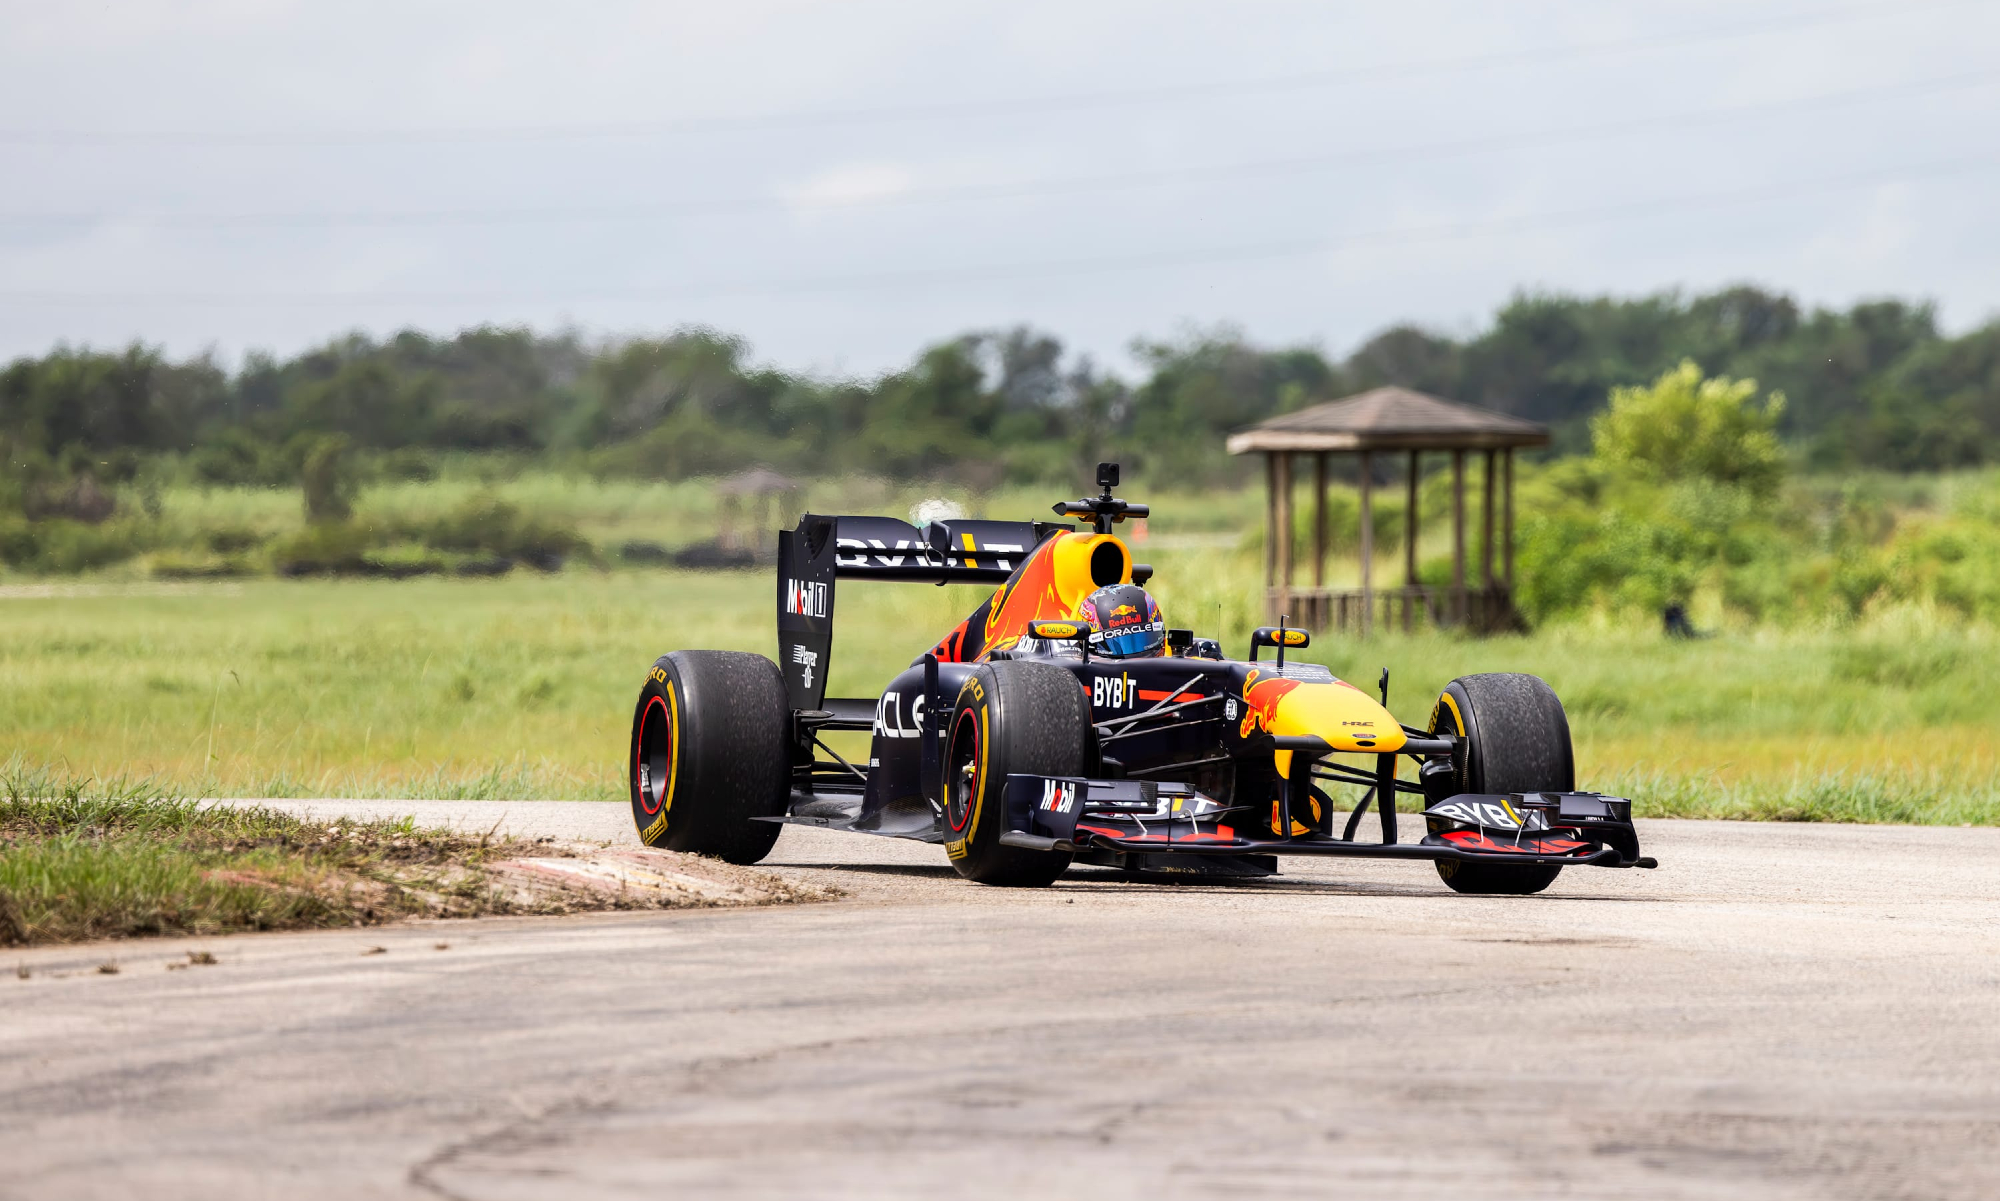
[1241,669,1405,777]
[1269,681,1405,753]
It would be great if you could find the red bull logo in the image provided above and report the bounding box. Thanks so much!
[1238,668,1302,738]
[1105,601,1144,628]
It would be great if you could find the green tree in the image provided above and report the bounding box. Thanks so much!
[1591,361,1787,498]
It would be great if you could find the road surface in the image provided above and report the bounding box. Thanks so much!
[4,805,1998,1200]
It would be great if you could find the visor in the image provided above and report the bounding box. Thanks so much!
[1091,621,1165,658]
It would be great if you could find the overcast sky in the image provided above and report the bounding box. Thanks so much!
[3,0,1997,378]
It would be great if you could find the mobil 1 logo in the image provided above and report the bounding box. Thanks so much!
[784,578,828,619]
[1038,778,1077,813]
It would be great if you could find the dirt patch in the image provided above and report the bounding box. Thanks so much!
[489,846,838,909]
[0,784,839,946]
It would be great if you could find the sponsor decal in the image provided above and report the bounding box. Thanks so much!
[1038,779,1077,813]
[836,538,1026,571]
[1430,799,1549,832]
[872,691,927,739]
[792,645,819,689]
[784,578,828,618]
[1224,697,1239,721]
[641,811,669,842]
[1091,673,1135,709]
[1089,619,1162,646]
[649,666,668,685]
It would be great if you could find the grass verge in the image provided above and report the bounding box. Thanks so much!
[0,765,830,947]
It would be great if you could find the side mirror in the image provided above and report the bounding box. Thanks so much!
[1248,626,1310,661]
[1027,619,1089,643]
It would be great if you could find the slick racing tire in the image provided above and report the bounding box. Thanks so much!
[629,649,788,865]
[941,660,1087,887]
[1428,672,1574,896]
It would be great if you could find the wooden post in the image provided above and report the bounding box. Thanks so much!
[1263,452,1278,594]
[1503,447,1516,590]
[1403,450,1419,632]
[1481,448,1497,591]
[1312,452,1328,591]
[1450,449,1466,624]
[1357,450,1374,638]
[1404,450,1420,587]
[1275,452,1294,618]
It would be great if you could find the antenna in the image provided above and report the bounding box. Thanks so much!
[1276,614,1289,671]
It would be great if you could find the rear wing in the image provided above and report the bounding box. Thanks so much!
[776,514,1069,711]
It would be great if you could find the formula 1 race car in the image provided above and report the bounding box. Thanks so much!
[629,464,1656,893]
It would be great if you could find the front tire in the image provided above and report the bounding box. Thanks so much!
[941,660,1087,886]
[629,650,788,864]
[1428,672,1574,895]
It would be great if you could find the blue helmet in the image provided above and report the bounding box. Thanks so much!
[1077,584,1166,659]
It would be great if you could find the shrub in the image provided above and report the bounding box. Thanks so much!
[13,519,148,574]
[0,517,40,568]
[191,429,289,487]
[1592,360,1787,498]
[420,495,585,568]
[377,448,437,482]
[268,522,374,576]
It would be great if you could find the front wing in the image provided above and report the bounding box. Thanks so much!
[999,775,1657,870]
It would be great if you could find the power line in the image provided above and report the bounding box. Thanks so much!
[0,0,1974,148]
[4,153,1992,308]
[4,68,1993,230]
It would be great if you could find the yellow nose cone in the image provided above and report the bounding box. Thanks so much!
[1261,680,1405,777]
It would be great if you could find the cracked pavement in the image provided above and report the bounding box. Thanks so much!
[3,809,1998,1199]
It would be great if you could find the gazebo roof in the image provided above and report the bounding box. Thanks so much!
[1225,386,1549,453]
[714,465,800,496]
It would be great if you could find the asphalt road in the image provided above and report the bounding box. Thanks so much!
[5,806,1999,1201]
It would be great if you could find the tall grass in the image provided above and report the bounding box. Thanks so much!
[2,558,1995,824]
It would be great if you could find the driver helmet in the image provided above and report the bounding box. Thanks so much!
[1076,584,1166,659]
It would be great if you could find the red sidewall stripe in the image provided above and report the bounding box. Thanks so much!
[636,694,670,815]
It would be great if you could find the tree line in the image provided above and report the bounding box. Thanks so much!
[3,284,1996,489]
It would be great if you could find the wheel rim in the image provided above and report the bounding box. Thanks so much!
[945,709,981,835]
[635,694,674,816]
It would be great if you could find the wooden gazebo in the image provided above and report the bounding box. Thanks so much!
[1225,387,1548,635]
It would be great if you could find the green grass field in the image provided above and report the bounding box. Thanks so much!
[3,555,1995,824]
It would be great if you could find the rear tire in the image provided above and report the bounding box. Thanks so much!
[1428,672,1573,895]
[941,660,1086,886]
[629,650,788,864]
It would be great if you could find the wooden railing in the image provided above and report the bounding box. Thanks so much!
[1267,585,1523,635]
